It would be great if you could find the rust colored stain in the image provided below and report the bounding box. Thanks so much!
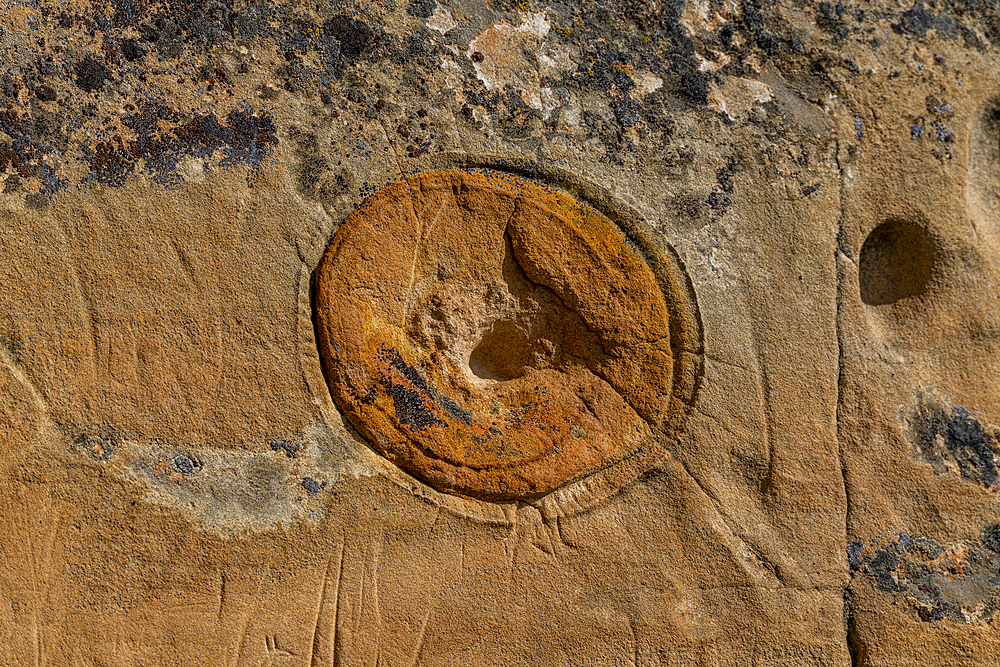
[314,169,701,501]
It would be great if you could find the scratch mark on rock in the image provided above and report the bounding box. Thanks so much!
[310,541,345,667]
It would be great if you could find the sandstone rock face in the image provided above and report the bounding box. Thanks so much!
[0,0,999,665]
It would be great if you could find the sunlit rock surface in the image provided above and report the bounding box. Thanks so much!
[1,0,999,664]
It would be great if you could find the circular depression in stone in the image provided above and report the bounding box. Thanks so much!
[314,169,699,501]
[859,218,938,306]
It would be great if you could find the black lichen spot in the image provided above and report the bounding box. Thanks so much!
[673,194,710,232]
[934,12,958,40]
[707,158,737,214]
[946,414,999,487]
[854,531,1000,624]
[84,105,277,186]
[3,174,23,193]
[848,541,863,571]
[893,2,936,37]
[741,1,801,55]
[981,524,1000,553]
[573,48,641,127]
[959,23,986,52]
[438,394,472,425]
[302,476,327,497]
[679,69,711,105]
[375,345,444,431]
[385,385,442,429]
[406,0,436,18]
[34,85,57,102]
[296,152,328,194]
[0,106,66,194]
[385,346,429,390]
[74,55,112,92]
[120,39,146,62]
[33,108,68,151]
[925,115,955,159]
[706,191,731,213]
[909,400,1000,489]
[325,15,379,60]
[817,2,850,40]
[926,95,953,118]
[171,454,198,477]
[716,159,737,193]
[917,604,947,622]
[892,2,956,40]
[911,535,944,559]
[271,440,302,458]
[612,99,639,128]
[866,549,902,592]
[87,135,136,187]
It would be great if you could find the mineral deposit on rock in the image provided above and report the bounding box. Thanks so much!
[1,0,999,665]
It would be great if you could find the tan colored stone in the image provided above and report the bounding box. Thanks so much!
[2,0,1000,664]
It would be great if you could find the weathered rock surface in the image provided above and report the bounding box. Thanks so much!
[0,0,999,664]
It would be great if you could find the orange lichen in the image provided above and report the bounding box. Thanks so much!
[315,169,699,501]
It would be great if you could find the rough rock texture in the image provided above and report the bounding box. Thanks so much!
[0,0,999,665]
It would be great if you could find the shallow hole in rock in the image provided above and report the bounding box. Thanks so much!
[468,322,532,381]
[467,231,570,382]
[859,218,938,306]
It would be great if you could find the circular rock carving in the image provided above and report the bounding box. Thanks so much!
[315,170,700,501]
[859,218,938,306]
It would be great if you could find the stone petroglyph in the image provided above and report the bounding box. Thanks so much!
[314,169,701,501]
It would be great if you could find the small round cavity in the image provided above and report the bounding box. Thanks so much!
[859,218,937,306]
